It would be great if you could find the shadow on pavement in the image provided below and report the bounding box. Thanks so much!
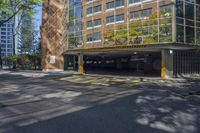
[0,72,200,133]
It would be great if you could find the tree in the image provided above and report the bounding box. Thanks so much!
[18,13,35,54]
[0,0,41,70]
[104,10,172,46]
[68,33,80,48]
[0,0,41,27]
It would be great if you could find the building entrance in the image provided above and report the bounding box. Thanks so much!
[64,55,78,71]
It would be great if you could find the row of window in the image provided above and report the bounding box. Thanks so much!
[0,24,12,27]
[87,19,101,28]
[106,14,125,23]
[86,32,101,42]
[86,0,151,5]
[1,44,13,48]
[1,36,12,39]
[87,8,152,28]
[0,28,12,31]
[1,53,13,58]
[0,32,12,35]
[1,40,13,43]
[87,0,152,15]
[0,49,13,52]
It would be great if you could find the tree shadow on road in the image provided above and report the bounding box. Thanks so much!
[0,73,200,133]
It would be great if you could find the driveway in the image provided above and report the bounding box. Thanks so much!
[0,71,200,133]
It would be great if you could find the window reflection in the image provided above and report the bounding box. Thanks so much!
[175,0,199,44]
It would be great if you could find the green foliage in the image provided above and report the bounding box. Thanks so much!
[68,33,79,48]
[0,0,41,26]
[129,20,142,37]
[115,25,127,45]
[104,30,115,44]
[7,54,41,70]
[104,24,127,45]
[18,13,35,53]
[7,55,18,65]
[103,10,172,45]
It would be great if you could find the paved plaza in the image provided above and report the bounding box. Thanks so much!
[0,71,200,133]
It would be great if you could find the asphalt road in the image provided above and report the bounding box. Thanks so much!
[0,71,200,133]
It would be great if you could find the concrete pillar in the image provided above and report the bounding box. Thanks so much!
[78,53,84,74]
[161,49,174,79]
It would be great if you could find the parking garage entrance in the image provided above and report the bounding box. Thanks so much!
[64,52,161,76]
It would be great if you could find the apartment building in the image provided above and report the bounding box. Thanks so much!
[0,16,15,65]
[42,0,200,79]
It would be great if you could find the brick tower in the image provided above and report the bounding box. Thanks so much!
[41,0,67,71]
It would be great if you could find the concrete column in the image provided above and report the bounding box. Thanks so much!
[78,53,84,74]
[161,49,174,79]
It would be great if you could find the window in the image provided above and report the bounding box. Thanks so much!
[186,26,194,43]
[7,49,13,52]
[87,0,93,2]
[130,8,152,19]
[107,16,115,23]
[106,14,124,24]
[115,0,124,7]
[1,28,6,31]
[176,0,184,18]
[1,32,6,35]
[7,28,12,32]
[7,44,12,48]
[87,5,101,15]
[142,8,152,17]
[7,36,12,40]
[129,0,140,4]
[1,36,6,39]
[7,40,12,43]
[93,5,101,13]
[176,25,184,43]
[130,11,141,19]
[1,40,6,43]
[87,19,101,28]
[94,19,101,26]
[87,34,93,42]
[93,32,101,41]
[160,5,172,16]
[87,20,93,27]
[87,32,101,42]
[185,2,194,20]
[116,14,124,22]
[106,1,114,9]
[87,7,93,14]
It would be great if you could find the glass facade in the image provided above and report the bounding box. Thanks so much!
[68,0,83,49]
[67,0,200,50]
[176,0,200,44]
